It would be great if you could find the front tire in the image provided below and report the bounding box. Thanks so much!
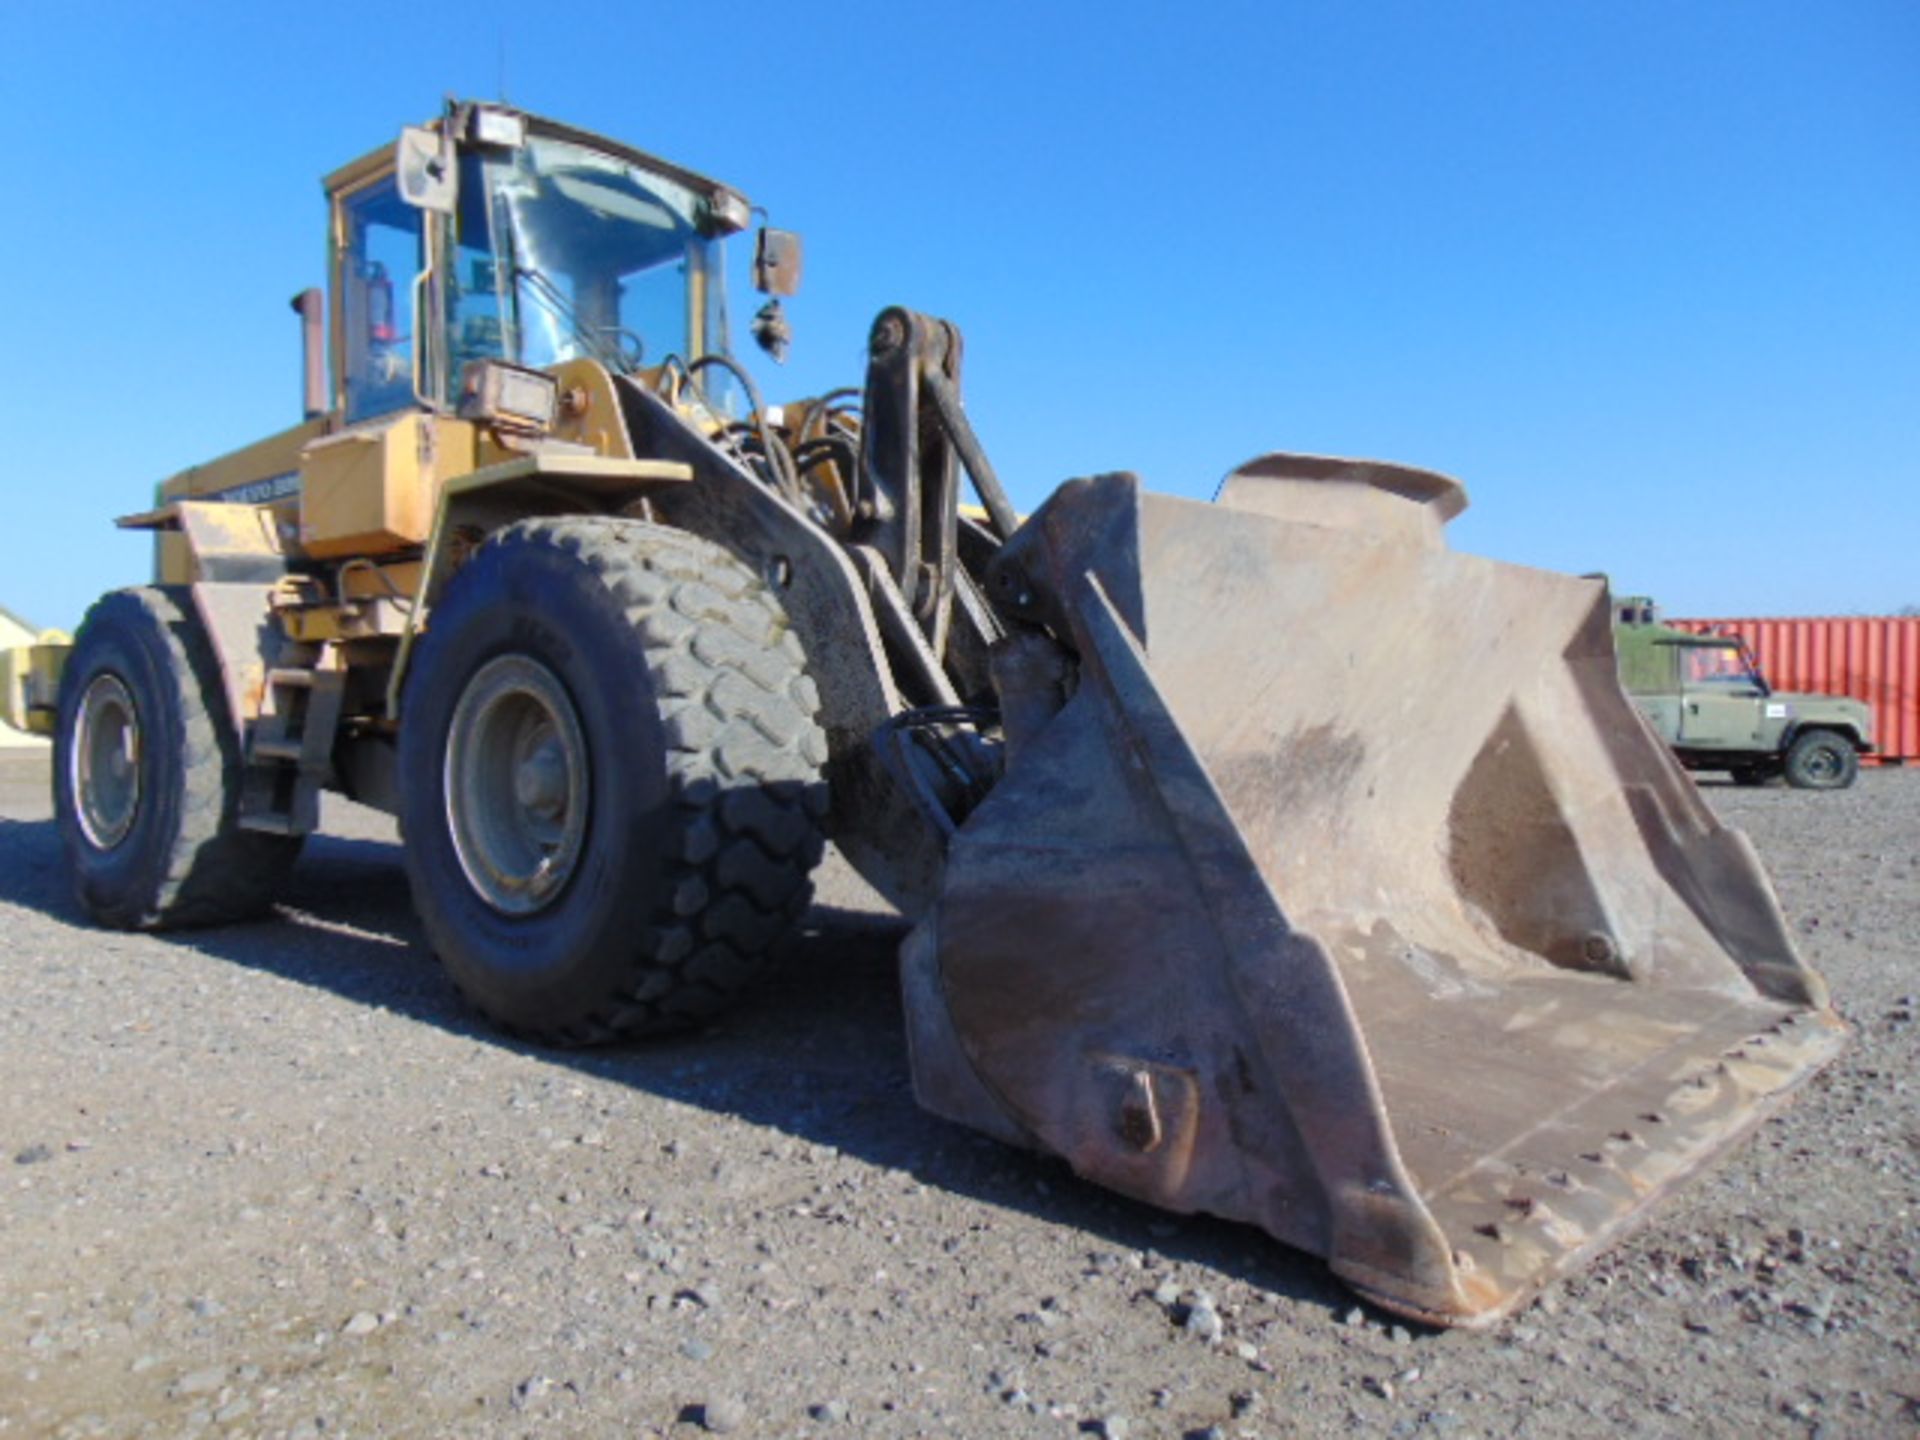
[53,588,300,927]
[1783,730,1858,790]
[397,517,829,1043]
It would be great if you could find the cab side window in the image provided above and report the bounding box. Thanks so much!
[339,178,422,422]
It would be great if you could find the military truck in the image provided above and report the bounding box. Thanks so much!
[1614,597,1873,788]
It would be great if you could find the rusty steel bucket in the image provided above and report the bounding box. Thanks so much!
[899,457,1845,1327]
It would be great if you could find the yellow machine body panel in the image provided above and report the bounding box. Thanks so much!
[298,414,477,559]
[152,418,326,583]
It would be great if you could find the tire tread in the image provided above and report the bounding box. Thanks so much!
[443,518,826,1044]
[59,587,298,929]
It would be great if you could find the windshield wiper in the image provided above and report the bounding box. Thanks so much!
[514,265,641,374]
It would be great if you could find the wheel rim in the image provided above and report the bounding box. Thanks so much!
[1802,745,1842,782]
[445,655,590,916]
[72,674,142,850]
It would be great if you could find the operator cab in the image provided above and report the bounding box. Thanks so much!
[322,103,794,426]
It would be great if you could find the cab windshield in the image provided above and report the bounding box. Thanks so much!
[443,134,730,378]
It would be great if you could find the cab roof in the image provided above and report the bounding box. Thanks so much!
[321,102,750,217]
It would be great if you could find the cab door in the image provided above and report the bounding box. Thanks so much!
[330,168,428,422]
[1677,644,1763,749]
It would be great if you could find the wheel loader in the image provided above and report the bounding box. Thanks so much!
[17,102,1845,1328]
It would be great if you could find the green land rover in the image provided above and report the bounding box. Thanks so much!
[1614,599,1874,789]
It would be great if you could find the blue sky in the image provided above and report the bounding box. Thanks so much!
[2,2,1914,631]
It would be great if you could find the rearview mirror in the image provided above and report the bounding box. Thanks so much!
[753,228,803,297]
[395,126,457,213]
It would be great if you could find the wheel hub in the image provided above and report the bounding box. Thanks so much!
[445,656,590,915]
[513,738,569,818]
[72,674,141,850]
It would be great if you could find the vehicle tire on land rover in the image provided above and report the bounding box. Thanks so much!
[53,587,301,928]
[396,516,829,1044]
[1783,729,1858,791]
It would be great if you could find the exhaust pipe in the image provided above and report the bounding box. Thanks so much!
[291,287,326,421]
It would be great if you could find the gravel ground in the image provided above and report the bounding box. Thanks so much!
[1,752,1915,1439]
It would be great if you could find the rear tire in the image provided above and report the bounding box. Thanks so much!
[397,517,829,1043]
[53,588,301,927]
[1783,730,1858,790]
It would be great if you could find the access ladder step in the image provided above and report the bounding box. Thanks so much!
[238,811,302,836]
[238,661,347,837]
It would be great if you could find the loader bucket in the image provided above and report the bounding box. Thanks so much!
[899,458,1845,1328]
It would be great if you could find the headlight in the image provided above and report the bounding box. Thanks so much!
[710,188,752,234]
[458,360,558,434]
[470,107,527,149]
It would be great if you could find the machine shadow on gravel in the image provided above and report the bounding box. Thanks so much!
[0,819,1357,1321]
[0,819,69,915]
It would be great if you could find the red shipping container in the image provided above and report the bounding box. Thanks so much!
[1666,616,1920,765]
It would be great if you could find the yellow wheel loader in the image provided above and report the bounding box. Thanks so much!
[26,103,1844,1327]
